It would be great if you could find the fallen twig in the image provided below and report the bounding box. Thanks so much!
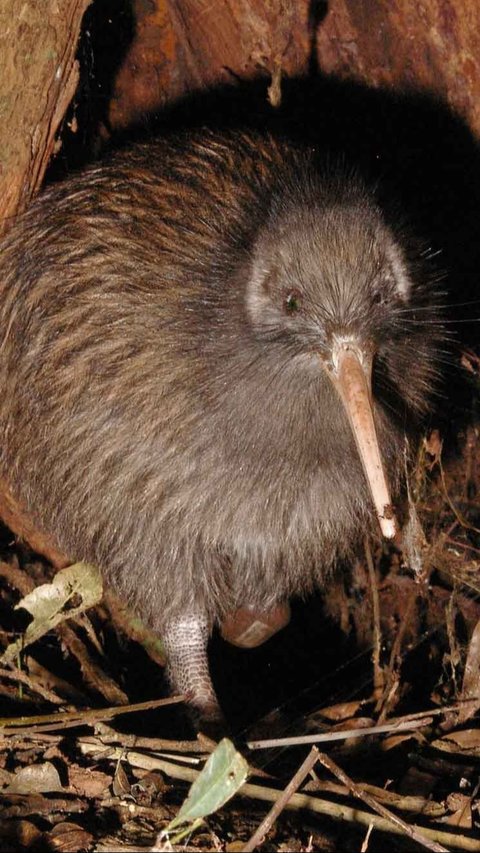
[247,700,480,750]
[247,717,430,750]
[364,539,383,698]
[0,665,64,705]
[242,747,320,852]
[1,729,208,757]
[316,749,448,853]
[0,694,186,735]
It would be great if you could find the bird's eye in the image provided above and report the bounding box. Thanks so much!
[284,290,302,314]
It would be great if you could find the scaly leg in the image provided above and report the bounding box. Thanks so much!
[162,612,224,728]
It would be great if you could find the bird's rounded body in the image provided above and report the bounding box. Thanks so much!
[0,130,443,721]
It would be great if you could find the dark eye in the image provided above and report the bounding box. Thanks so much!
[284,290,302,314]
[372,290,385,306]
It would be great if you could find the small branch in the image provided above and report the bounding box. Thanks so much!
[0,557,35,597]
[439,462,480,535]
[57,622,128,706]
[377,583,419,723]
[316,749,448,853]
[80,730,205,755]
[364,537,383,697]
[247,700,478,750]
[242,747,320,852]
[247,717,430,750]
[0,694,186,735]
[0,665,63,705]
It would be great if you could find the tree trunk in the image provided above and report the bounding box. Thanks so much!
[0,0,90,565]
[0,0,91,231]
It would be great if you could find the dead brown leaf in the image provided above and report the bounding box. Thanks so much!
[112,759,131,798]
[0,793,87,819]
[130,771,168,805]
[6,761,64,794]
[381,731,426,751]
[43,821,94,852]
[68,764,111,799]
[444,792,473,828]
[424,429,443,468]
[457,617,480,723]
[316,700,365,722]
[0,818,42,850]
[433,728,480,756]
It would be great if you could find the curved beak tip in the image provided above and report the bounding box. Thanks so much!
[379,506,397,540]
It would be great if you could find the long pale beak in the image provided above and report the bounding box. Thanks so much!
[329,345,397,540]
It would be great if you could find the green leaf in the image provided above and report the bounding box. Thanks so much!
[169,738,248,830]
[1,562,103,663]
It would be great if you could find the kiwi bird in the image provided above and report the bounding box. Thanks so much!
[0,130,443,724]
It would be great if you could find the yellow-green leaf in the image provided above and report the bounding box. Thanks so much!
[1,562,103,663]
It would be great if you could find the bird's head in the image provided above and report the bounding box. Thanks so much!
[244,168,444,538]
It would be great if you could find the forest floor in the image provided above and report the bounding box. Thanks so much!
[0,359,479,852]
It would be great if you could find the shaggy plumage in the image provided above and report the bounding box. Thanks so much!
[0,130,444,720]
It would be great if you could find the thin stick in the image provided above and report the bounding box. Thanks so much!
[361,823,374,853]
[440,461,480,535]
[364,538,383,697]
[248,699,480,750]
[0,694,186,734]
[316,749,448,853]
[3,730,206,755]
[377,583,419,723]
[242,747,320,852]
[247,717,429,750]
[0,665,63,705]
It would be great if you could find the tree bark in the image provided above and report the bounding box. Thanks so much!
[109,0,312,128]
[0,0,91,231]
[109,0,480,138]
[0,0,90,566]
[314,0,480,137]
